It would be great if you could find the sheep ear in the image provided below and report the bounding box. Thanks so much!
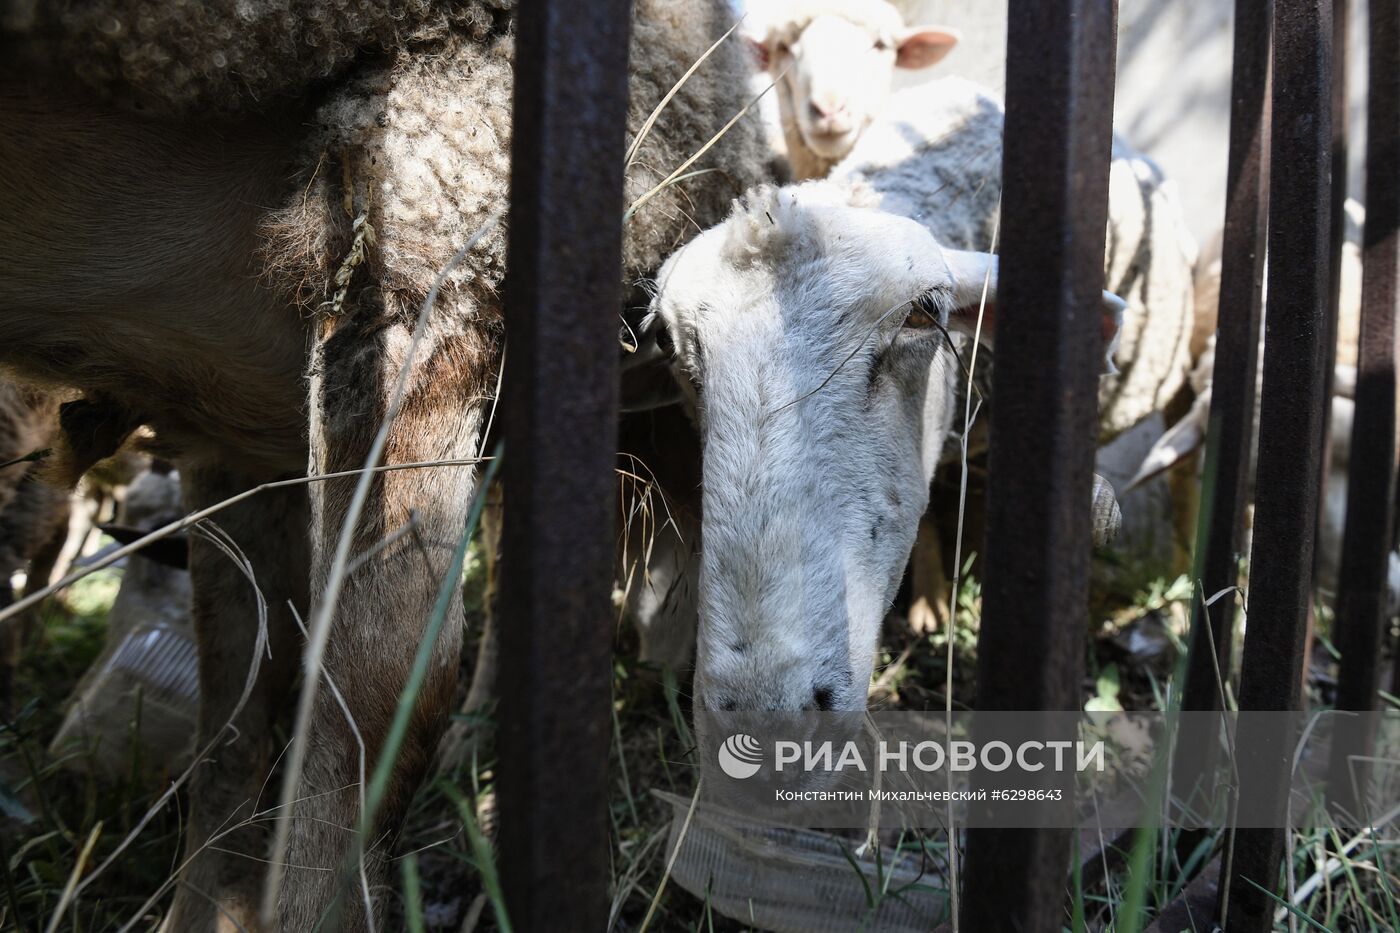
[746,35,770,71]
[940,248,998,343]
[619,311,686,412]
[939,248,1126,375]
[895,26,960,69]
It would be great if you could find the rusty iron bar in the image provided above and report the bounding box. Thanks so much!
[1174,0,1273,874]
[1180,0,1272,716]
[1226,1,1334,930]
[961,2,1117,930]
[1327,0,1400,821]
[1313,0,1349,574]
[1300,0,1351,710]
[496,0,634,928]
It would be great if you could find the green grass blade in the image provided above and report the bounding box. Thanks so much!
[441,782,513,933]
[402,852,425,933]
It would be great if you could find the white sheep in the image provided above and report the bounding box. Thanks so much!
[635,179,1124,717]
[746,0,962,180]
[627,72,1146,719]
[626,78,1187,695]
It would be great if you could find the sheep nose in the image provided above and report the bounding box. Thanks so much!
[808,95,847,120]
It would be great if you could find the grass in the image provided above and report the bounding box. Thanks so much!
[0,448,1394,924]
[1,565,189,932]
[2,530,1397,931]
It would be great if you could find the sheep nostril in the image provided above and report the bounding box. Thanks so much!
[813,686,836,711]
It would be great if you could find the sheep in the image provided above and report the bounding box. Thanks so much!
[0,1,769,927]
[831,77,1197,439]
[746,0,962,180]
[621,77,1183,688]
[629,179,1125,720]
[625,82,1130,716]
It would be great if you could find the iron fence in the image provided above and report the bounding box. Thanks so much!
[495,0,1398,928]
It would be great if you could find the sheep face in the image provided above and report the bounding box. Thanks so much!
[754,4,959,173]
[643,185,993,714]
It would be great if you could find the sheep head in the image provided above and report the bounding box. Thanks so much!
[632,182,1125,720]
[749,0,960,178]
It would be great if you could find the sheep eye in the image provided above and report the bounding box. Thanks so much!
[902,305,938,330]
[655,324,675,357]
[873,38,891,51]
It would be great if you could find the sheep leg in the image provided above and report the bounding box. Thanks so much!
[907,514,952,635]
[617,408,703,672]
[169,466,308,933]
[279,313,491,930]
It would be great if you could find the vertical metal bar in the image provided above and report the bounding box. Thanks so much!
[1301,0,1350,705]
[1315,0,1350,541]
[1324,0,1350,391]
[1328,0,1400,820]
[1175,1,1273,863]
[961,2,1117,930]
[1226,1,1333,930]
[1180,0,1272,718]
[497,1,633,929]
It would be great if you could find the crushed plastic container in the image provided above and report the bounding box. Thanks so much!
[656,790,949,932]
[48,467,197,778]
[49,620,198,776]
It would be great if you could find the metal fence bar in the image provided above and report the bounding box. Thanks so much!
[1175,2,1272,868]
[1314,0,1350,570]
[1301,0,1351,703]
[1226,1,1334,929]
[1327,0,1400,821]
[496,0,633,928]
[961,2,1117,929]
[1180,0,1272,719]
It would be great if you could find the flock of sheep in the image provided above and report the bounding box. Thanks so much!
[0,0,1369,928]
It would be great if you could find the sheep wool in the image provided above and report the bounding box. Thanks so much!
[5,0,770,324]
[5,1,511,112]
[275,0,769,329]
[832,77,1197,440]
